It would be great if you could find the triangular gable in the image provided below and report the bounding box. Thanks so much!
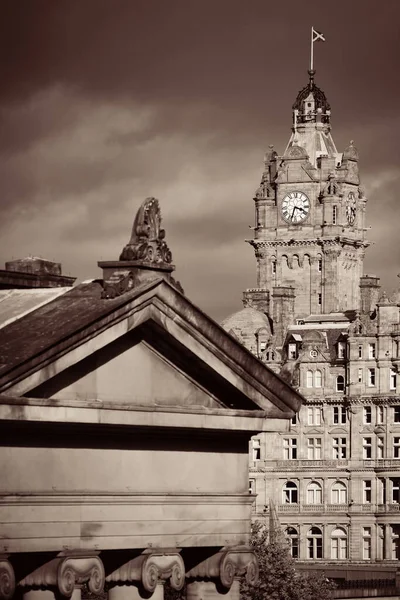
[0,279,303,419]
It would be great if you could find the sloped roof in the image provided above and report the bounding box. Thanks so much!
[0,277,304,418]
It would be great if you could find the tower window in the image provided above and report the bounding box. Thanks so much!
[336,375,345,392]
[358,368,363,383]
[318,258,322,272]
[333,205,337,224]
[318,293,322,305]
[272,261,277,274]
[288,343,297,360]
[358,345,363,359]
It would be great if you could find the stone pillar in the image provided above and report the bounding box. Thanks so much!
[0,557,15,600]
[385,524,392,560]
[19,555,104,600]
[186,547,258,600]
[106,552,184,600]
[272,286,295,348]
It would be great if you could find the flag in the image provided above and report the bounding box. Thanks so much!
[312,27,326,43]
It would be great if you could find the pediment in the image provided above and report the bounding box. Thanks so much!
[305,427,324,435]
[329,426,348,435]
[1,281,303,418]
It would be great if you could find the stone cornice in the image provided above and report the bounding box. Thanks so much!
[246,238,369,250]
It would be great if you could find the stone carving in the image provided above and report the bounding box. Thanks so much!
[0,558,15,600]
[19,555,105,598]
[322,172,340,197]
[186,548,258,590]
[106,552,185,593]
[102,270,135,299]
[120,197,173,265]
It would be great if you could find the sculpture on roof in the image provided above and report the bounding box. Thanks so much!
[120,197,173,264]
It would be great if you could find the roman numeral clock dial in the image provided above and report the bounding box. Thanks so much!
[281,191,310,224]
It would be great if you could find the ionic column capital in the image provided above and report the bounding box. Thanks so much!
[106,551,185,593]
[19,554,104,598]
[0,557,15,600]
[186,547,259,590]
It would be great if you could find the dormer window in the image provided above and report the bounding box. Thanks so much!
[337,341,346,359]
[288,343,297,360]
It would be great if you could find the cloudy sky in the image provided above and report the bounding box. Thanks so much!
[1,0,399,320]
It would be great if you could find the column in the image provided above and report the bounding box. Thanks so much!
[385,524,392,560]
[19,555,105,600]
[106,552,185,600]
[0,557,15,600]
[186,548,258,600]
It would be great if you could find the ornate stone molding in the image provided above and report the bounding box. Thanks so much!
[106,552,185,593]
[19,555,105,598]
[0,558,15,600]
[186,548,258,590]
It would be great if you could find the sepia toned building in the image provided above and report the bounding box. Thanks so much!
[222,69,400,582]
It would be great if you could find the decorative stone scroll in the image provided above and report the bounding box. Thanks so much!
[0,558,15,600]
[119,197,173,265]
[106,552,185,593]
[102,269,135,299]
[18,555,105,598]
[186,548,258,591]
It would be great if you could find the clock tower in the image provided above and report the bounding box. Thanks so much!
[247,69,369,320]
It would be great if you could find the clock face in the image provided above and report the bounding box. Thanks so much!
[281,191,310,224]
[346,191,357,225]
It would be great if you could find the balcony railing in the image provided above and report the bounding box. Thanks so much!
[276,503,400,514]
[275,459,348,468]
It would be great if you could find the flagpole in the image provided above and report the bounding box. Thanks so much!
[310,26,314,71]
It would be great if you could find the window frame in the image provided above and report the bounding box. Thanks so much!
[283,438,297,460]
[307,437,322,460]
[336,375,345,392]
[331,481,347,504]
[333,406,346,425]
[283,481,298,504]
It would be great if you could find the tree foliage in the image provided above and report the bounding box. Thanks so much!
[241,521,336,600]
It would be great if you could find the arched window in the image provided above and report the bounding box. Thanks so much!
[307,526,323,559]
[331,527,347,559]
[315,370,322,388]
[336,375,345,392]
[285,527,299,558]
[307,481,322,504]
[307,370,313,388]
[331,481,347,504]
[283,481,298,504]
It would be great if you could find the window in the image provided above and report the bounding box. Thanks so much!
[308,407,322,426]
[368,368,376,387]
[291,413,298,425]
[307,481,322,504]
[377,405,384,424]
[336,375,345,392]
[252,439,261,461]
[358,345,363,359]
[249,479,256,494]
[394,438,400,459]
[332,205,337,224]
[315,370,322,388]
[363,527,372,559]
[363,437,372,459]
[368,343,376,359]
[394,406,400,423]
[307,438,322,460]
[286,527,299,559]
[363,480,372,503]
[283,438,297,459]
[272,260,277,274]
[363,406,372,424]
[331,481,347,504]
[283,481,298,504]
[307,526,323,559]
[306,370,313,388]
[358,368,363,383]
[331,527,348,560]
[318,258,322,272]
[390,369,397,391]
[288,343,297,360]
[338,341,346,359]
[333,406,346,424]
[377,436,384,459]
[392,479,400,504]
[318,293,322,305]
[333,437,347,459]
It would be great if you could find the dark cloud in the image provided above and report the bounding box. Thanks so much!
[0,0,399,320]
